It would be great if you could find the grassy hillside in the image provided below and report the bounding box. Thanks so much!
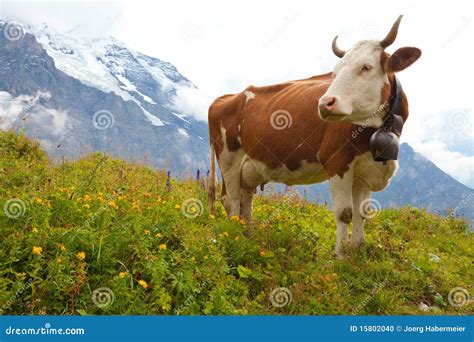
[0,130,472,315]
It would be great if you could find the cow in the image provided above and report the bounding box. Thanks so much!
[207,16,421,257]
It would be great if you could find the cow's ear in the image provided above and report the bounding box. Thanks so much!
[385,47,421,73]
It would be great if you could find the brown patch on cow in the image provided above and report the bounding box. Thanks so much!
[208,65,409,180]
[339,207,353,224]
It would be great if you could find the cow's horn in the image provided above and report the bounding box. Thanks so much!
[332,36,345,58]
[380,15,403,49]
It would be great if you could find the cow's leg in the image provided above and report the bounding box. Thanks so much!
[240,157,263,226]
[240,187,255,225]
[221,171,241,218]
[352,178,371,248]
[329,171,354,258]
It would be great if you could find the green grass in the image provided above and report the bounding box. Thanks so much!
[0,130,472,315]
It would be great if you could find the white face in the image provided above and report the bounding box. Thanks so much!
[319,40,389,127]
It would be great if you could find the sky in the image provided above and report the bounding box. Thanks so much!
[1,0,473,187]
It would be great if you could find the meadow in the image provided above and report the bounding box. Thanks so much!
[0,130,472,315]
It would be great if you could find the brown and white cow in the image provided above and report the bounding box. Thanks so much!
[207,16,421,257]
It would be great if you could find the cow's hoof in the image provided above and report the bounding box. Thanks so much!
[351,239,366,249]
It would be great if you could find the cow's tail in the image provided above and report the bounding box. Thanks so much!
[207,143,217,215]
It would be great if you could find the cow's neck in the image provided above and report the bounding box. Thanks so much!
[381,76,404,137]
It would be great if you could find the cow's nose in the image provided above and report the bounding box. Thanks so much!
[319,96,337,111]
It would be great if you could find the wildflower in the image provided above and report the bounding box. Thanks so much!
[239,219,246,225]
[44,199,52,208]
[59,243,66,251]
[204,255,208,260]
[83,194,92,201]
[76,251,86,261]
[156,196,162,204]
[209,214,215,219]
[223,231,229,237]
[175,204,181,209]
[155,233,163,238]
[83,204,90,209]
[31,227,38,233]
[259,249,266,257]
[191,256,196,262]
[32,246,43,255]
[144,229,151,235]
[159,244,167,250]
[119,272,127,279]
[144,192,151,198]
[108,200,118,209]
[230,215,240,222]
[138,280,148,289]
[34,197,43,204]
[132,202,140,210]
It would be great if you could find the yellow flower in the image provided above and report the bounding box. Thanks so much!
[222,231,229,237]
[132,202,140,210]
[119,272,127,278]
[204,255,208,260]
[83,194,92,201]
[155,233,163,238]
[83,204,90,209]
[32,246,43,255]
[239,219,246,225]
[156,196,162,204]
[259,250,266,257]
[138,280,148,289]
[59,243,66,251]
[209,214,215,219]
[76,251,86,261]
[175,204,181,209]
[191,256,196,262]
[34,197,43,204]
[108,200,118,209]
[144,229,150,235]
[31,227,38,233]
[159,244,167,250]
[230,215,240,222]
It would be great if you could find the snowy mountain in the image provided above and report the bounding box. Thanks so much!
[0,20,209,173]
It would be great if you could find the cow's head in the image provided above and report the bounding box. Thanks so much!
[318,16,421,127]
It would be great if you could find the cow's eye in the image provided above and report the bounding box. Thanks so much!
[362,64,373,71]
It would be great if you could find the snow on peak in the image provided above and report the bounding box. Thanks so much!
[24,24,199,126]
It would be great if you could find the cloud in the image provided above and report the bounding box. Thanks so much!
[168,85,211,122]
[0,90,69,136]
[0,91,51,129]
